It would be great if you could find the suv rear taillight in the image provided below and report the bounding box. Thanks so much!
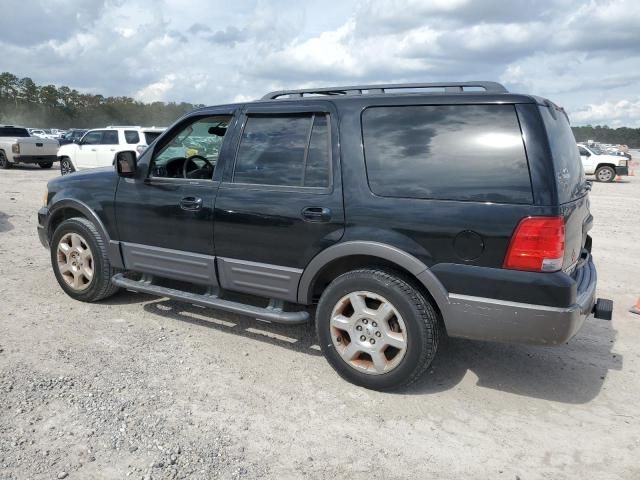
[503,216,565,272]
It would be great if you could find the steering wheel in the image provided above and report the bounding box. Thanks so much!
[182,154,213,179]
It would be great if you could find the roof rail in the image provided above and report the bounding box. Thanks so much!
[262,81,508,100]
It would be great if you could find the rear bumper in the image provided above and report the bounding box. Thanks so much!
[444,257,597,345]
[14,155,58,164]
[615,165,629,176]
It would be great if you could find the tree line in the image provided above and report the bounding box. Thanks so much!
[0,72,203,129]
[1,71,640,147]
[571,125,639,148]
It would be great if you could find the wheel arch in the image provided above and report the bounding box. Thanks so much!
[297,241,450,316]
[48,199,124,268]
[596,163,616,170]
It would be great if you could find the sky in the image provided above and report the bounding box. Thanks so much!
[1,0,639,127]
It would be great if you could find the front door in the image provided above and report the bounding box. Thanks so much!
[213,103,345,302]
[94,130,120,167]
[75,130,101,169]
[578,145,595,174]
[114,111,235,285]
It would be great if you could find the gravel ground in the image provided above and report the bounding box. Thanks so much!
[1,163,639,480]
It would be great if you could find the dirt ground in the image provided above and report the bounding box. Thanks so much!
[1,162,639,480]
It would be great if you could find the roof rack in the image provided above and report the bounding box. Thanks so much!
[262,81,508,100]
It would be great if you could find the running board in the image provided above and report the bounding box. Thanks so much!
[111,273,310,325]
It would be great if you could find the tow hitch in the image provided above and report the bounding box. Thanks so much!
[593,298,613,320]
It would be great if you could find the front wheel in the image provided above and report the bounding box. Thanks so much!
[60,157,74,175]
[50,217,120,302]
[39,162,53,169]
[316,269,440,391]
[595,166,615,182]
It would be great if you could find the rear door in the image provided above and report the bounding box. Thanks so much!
[213,102,344,302]
[538,105,591,271]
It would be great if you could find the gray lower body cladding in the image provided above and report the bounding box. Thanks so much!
[442,257,598,345]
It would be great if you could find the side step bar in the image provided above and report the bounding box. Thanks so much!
[111,273,310,325]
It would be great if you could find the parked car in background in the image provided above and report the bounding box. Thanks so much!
[578,143,629,182]
[58,126,165,175]
[38,81,612,391]
[0,125,59,169]
[58,129,88,146]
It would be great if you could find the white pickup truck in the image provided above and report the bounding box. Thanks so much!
[0,125,59,169]
[578,143,629,182]
[58,126,164,175]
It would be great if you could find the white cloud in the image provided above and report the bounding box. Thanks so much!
[0,0,639,126]
[572,98,640,127]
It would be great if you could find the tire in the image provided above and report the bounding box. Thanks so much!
[0,151,10,169]
[50,217,120,302]
[595,166,615,183]
[316,268,440,391]
[39,162,53,169]
[60,157,74,175]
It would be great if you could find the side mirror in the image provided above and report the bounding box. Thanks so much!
[116,151,137,177]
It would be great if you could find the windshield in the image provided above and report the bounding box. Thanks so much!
[589,145,604,155]
[0,127,30,137]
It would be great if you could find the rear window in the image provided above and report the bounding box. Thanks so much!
[0,127,30,137]
[362,105,533,203]
[538,106,586,203]
[144,132,162,145]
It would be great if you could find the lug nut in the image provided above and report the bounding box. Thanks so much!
[356,325,363,331]
[336,336,342,343]
[360,335,366,341]
[362,319,368,325]
[372,321,377,327]
[370,339,376,344]
[375,331,381,337]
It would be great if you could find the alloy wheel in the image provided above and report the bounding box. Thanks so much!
[330,291,407,375]
[60,159,72,175]
[56,232,94,291]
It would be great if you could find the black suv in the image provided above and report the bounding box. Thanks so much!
[37,81,612,391]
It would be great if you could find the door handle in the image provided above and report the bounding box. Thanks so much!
[91,149,96,151]
[180,196,203,211]
[301,206,331,223]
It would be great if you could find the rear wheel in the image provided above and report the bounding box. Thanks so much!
[595,165,615,182]
[0,151,10,169]
[316,268,440,391]
[60,157,74,175]
[50,217,119,302]
[39,162,53,169]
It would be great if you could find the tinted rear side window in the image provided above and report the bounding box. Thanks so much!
[538,106,585,203]
[362,105,533,203]
[233,114,331,188]
[144,132,161,144]
[102,130,119,145]
[0,127,30,137]
[124,130,140,144]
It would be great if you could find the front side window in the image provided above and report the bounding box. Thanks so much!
[149,116,230,180]
[362,104,532,204]
[233,113,331,188]
[81,131,102,145]
[124,130,140,144]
